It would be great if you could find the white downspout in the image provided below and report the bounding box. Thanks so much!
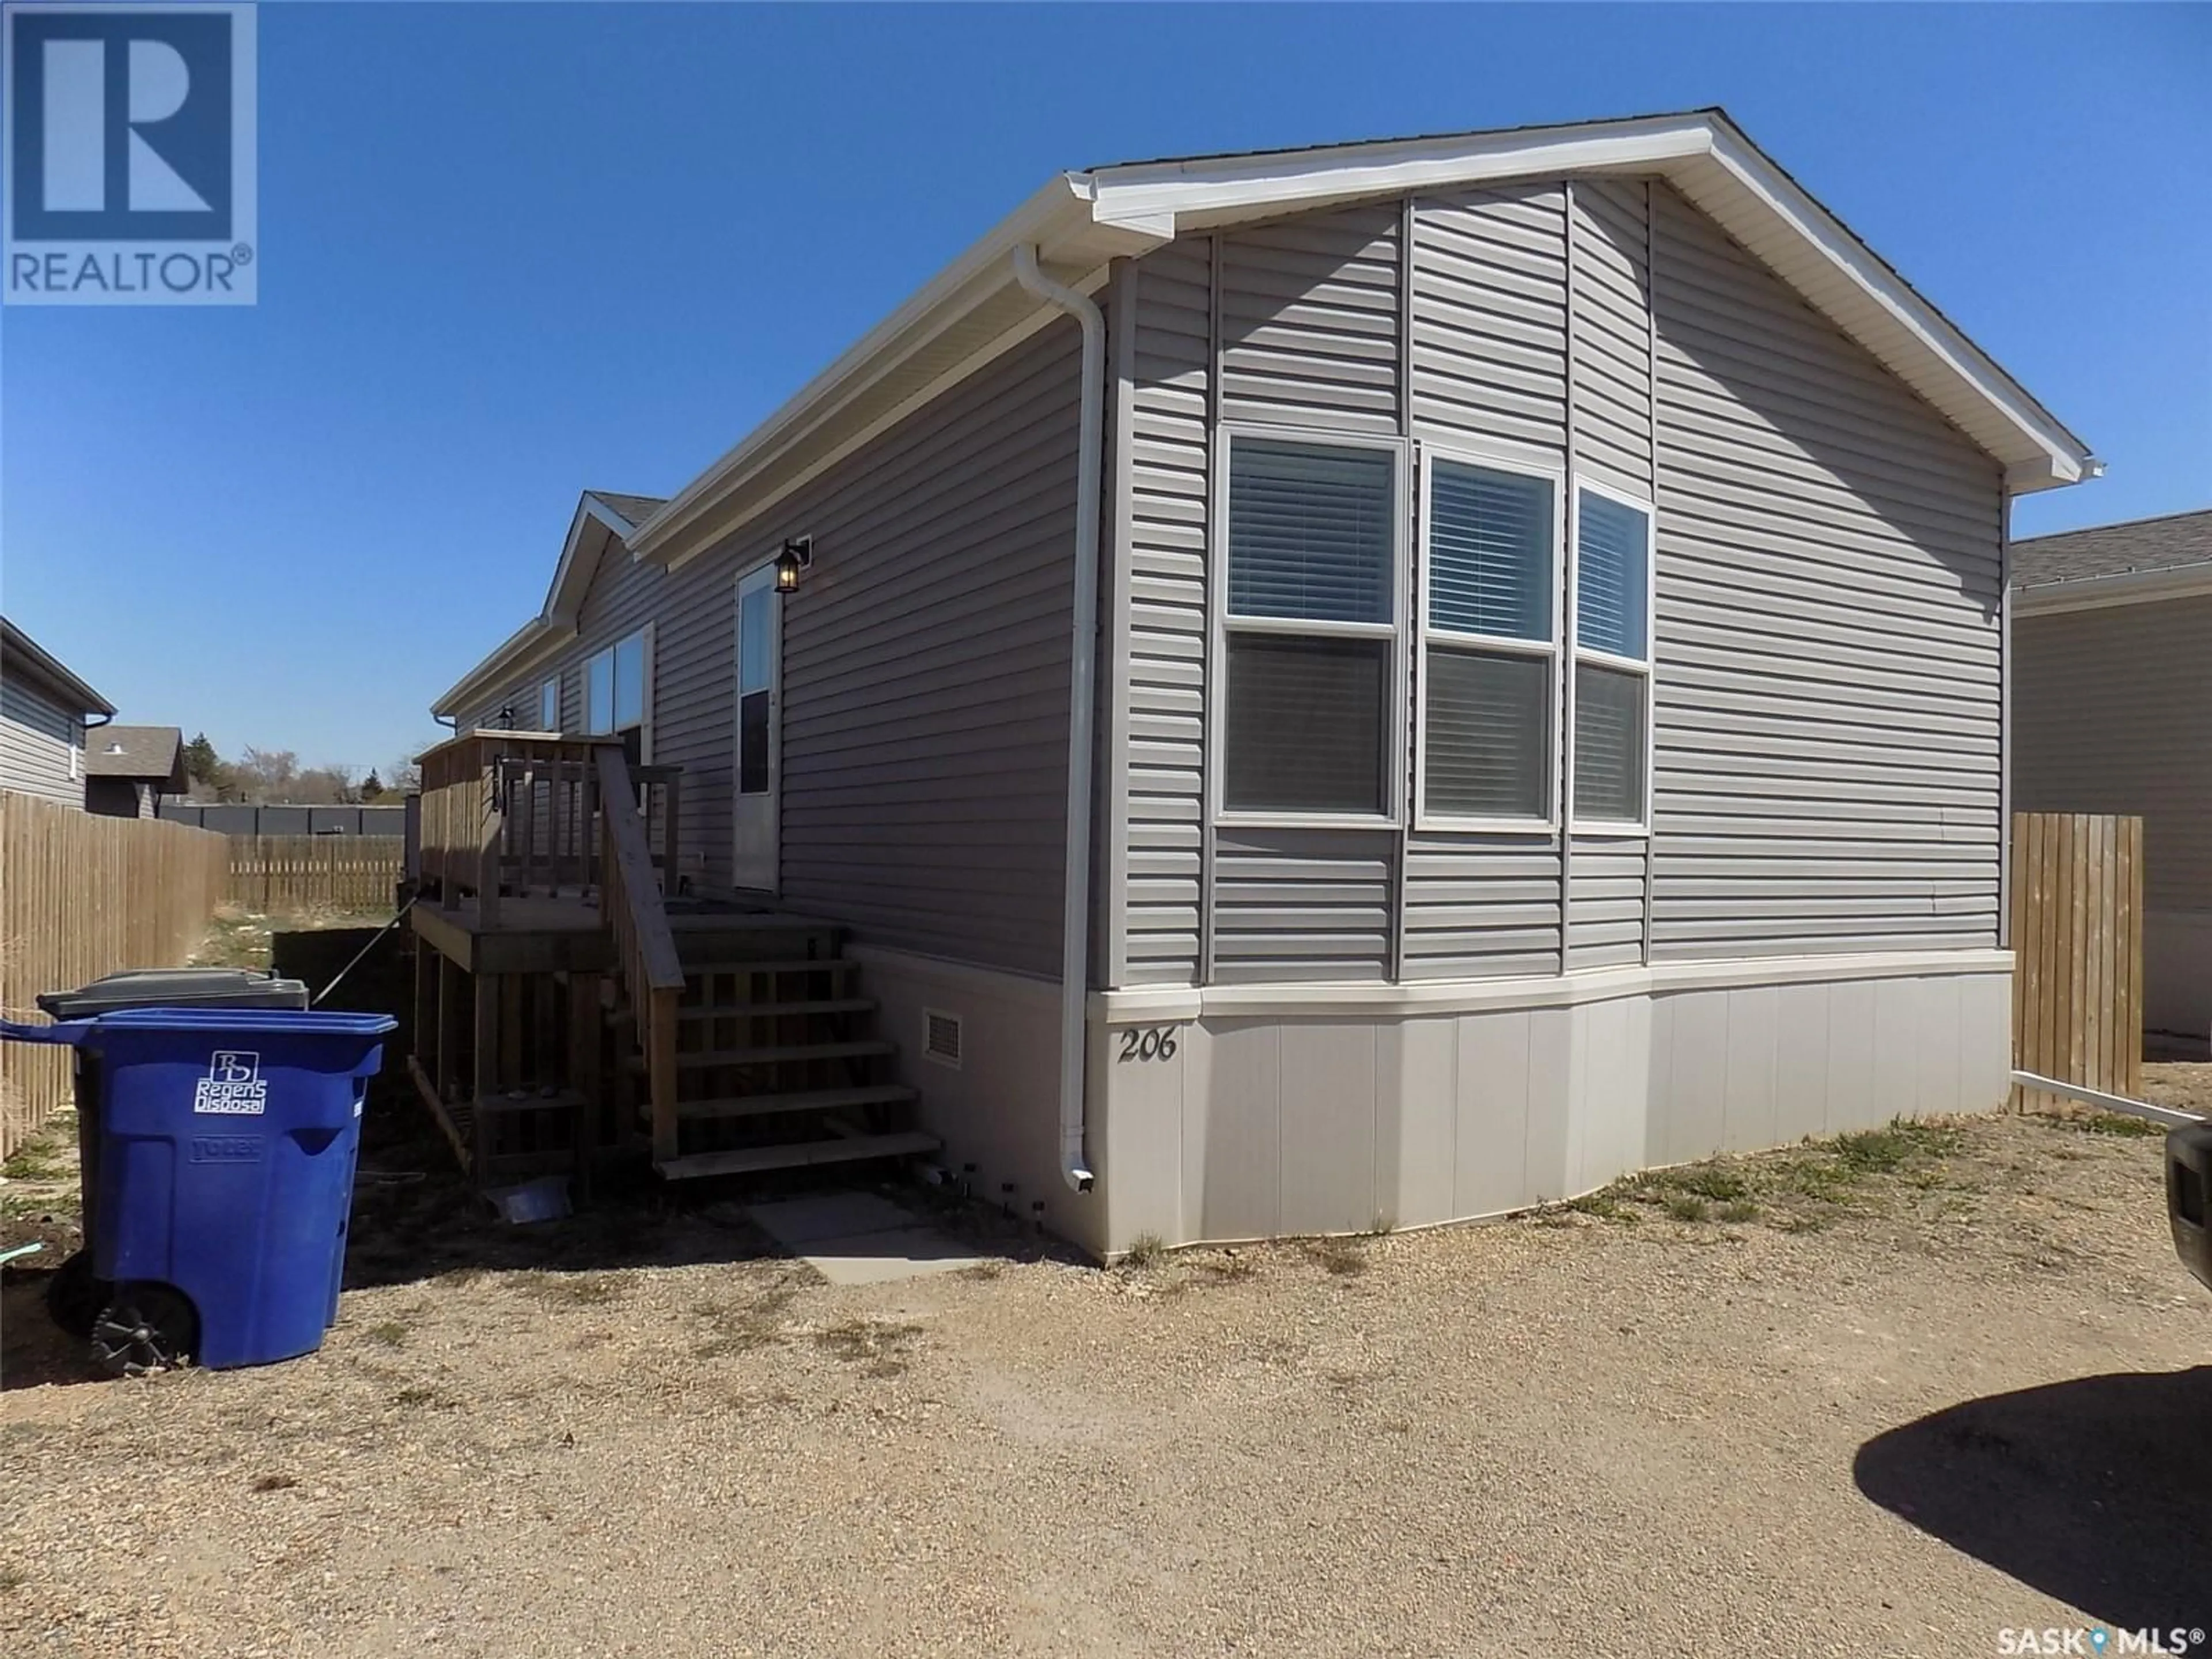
[1013,242,1101,1194]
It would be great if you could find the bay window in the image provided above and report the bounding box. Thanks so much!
[1219,433,1402,819]
[1570,485,1653,829]
[1416,453,1559,826]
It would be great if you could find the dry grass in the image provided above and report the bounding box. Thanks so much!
[191,903,395,972]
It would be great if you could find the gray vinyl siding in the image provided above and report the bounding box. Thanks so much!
[1404,182,1569,980]
[544,318,1083,978]
[1213,828,1391,983]
[2014,593,2212,914]
[1410,183,1567,458]
[1,678,84,807]
[1122,238,1211,984]
[1219,203,1402,436]
[1401,834,1558,980]
[1214,206,1406,983]
[1566,179,1656,969]
[1108,174,2006,988]
[1647,181,2005,959]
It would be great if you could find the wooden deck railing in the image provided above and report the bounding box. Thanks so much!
[412,728,687,1160]
[414,730,679,920]
[595,744,685,1161]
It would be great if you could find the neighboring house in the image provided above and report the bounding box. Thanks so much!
[430,110,2094,1253]
[1,616,112,808]
[84,725,188,819]
[2012,509,2212,1046]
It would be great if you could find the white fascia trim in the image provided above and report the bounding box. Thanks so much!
[1086,112,1715,225]
[630,175,1161,566]
[2013,562,2212,616]
[654,271,1108,574]
[543,495,635,628]
[1693,127,2091,493]
[1085,113,2093,493]
[430,616,567,719]
[1092,948,2014,1024]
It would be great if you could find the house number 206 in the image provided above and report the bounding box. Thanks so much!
[1118,1025,1180,1062]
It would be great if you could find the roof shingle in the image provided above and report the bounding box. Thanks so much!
[85,725,185,785]
[2011,508,2212,589]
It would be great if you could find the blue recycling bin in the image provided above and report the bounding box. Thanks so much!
[0,1007,396,1372]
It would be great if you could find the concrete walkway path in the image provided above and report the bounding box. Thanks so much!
[744,1190,985,1286]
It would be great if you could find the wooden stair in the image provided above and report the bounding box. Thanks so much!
[616,919,937,1181]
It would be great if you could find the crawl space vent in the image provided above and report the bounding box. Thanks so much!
[923,1009,964,1070]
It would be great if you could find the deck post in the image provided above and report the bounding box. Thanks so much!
[649,987,680,1164]
[434,950,457,1103]
[412,929,436,1081]
[569,970,603,1198]
[476,752,502,929]
[472,968,499,1172]
[662,774,681,895]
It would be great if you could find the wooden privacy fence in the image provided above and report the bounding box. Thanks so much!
[0,791,231,1157]
[2010,812,2143,1112]
[228,836,404,913]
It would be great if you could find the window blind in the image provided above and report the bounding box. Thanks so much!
[1227,438,1394,624]
[1224,634,1388,814]
[1575,491,1649,660]
[1428,461,1551,641]
[1574,662,1645,823]
[1424,647,1550,819]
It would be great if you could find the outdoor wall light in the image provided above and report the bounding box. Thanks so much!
[775,535,813,594]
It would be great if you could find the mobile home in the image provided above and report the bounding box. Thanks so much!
[416,109,2095,1255]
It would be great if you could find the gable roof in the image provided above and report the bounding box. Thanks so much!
[2011,507,2212,614]
[1,616,113,718]
[85,725,186,789]
[627,108,2096,570]
[431,489,666,719]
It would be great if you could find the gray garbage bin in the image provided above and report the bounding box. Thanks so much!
[34,969,308,1336]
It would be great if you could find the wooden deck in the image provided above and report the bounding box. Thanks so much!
[411,896,842,975]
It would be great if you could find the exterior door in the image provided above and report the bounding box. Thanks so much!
[732,564,780,892]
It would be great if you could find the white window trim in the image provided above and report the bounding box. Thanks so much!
[583,624,655,763]
[1209,421,1410,831]
[1567,475,1656,839]
[1413,441,1566,835]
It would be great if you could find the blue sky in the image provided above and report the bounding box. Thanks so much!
[3,2,2205,772]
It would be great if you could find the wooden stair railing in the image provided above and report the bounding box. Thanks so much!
[594,744,685,1162]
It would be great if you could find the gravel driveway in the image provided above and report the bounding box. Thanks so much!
[3,1078,2209,1658]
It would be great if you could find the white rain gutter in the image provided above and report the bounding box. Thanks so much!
[1012,242,1101,1194]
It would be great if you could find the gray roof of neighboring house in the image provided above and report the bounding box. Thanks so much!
[84,725,187,787]
[0,615,115,716]
[586,491,666,530]
[2012,507,2212,589]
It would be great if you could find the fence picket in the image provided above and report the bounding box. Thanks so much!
[1,793,230,1156]
[2009,812,2143,1112]
[224,836,403,912]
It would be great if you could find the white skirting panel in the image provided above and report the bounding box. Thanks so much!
[844,945,1104,1257]
[1090,953,2013,1255]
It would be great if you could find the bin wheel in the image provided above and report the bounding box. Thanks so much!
[90,1283,198,1377]
[45,1249,111,1340]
